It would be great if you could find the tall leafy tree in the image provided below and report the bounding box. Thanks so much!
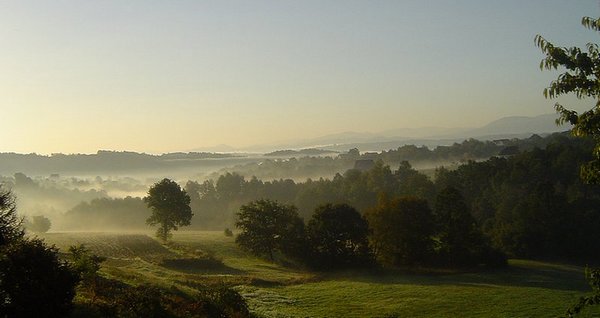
[235,199,305,261]
[366,196,435,266]
[0,189,22,246]
[434,187,502,267]
[144,178,193,241]
[306,203,371,269]
[536,16,600,183]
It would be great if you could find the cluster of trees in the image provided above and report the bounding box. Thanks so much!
[435,135,600,260]
[192,133,599,264]
[210,155,352,181]
[216,135,556,181]
[64,197,149,231]
[186,159,437,229]
[236,194,505,270]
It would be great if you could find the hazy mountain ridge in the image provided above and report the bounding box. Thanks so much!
[0,114,571,176]
[234,114,570,153]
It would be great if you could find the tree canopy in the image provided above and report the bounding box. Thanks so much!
[235,199,305,261]
[536,16,600,183]
[306,203,371,269]
[366,196,435,266]
[144,178,193,241]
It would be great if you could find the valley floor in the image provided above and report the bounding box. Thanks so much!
[39,231,599,318]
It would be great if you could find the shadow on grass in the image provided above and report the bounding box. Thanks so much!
[160,257,245,275]
[327,260,590,292]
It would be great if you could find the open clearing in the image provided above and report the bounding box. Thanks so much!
[39,231,599,318]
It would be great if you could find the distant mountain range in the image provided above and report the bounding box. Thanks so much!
[455,114,568,139]
[197,113,571,153]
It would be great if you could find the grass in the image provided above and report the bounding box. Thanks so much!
[39,231,600,317]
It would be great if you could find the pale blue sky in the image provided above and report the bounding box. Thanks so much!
[0,1,598,153]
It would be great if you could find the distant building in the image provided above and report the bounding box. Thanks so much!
[353,159,375,171]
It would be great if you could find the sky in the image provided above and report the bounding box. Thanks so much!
[0,0,599,154]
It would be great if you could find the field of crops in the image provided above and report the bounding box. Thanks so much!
[38,231,599,318]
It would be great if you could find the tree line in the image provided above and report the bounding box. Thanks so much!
[187,133,600,263]
[212,133,559,181]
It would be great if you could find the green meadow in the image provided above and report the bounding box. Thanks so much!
[39,231,599,318]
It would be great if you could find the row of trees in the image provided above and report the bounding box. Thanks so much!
[235,189,505,270]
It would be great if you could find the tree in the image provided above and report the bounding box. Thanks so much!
[0,187,79,317]
[0,239,79,317]
[434,187,505,267]
[25,215,51,233]
[366,195,435,266]
[0,188,22,246]
[235,199,305,261]
[536,16,600,183]
[566,267,600,317]
[144,178,193,241]
[306,203,372,269]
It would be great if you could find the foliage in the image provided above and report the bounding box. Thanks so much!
[235,199,305,261]
[366,196,435,266]
[435,135,600,260]
[536,16,600,183]
[566,267,600,317]
[69,244,106,303]
[24,214,51,233]
[0,187,80,317]
[64,196,149,231]
[224,228,233,237]
[306,203,372,269]
[0,188,22,246]
[145,178,193,241]
[0,238,79,317]
[434,187,505,267]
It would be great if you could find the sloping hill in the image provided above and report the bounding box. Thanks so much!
[462,114,571,138]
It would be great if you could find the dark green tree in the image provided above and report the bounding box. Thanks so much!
[0,189,22,246]
[235,199,305,261]
[0,187,79,317]
[366,196,435,266]
[434,187,504,267]
[306,203,372,269]
[0,239,79,317]
[144,178,193,241]
[536,16,600,183]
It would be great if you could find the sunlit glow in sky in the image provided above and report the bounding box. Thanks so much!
[1,1,598,154]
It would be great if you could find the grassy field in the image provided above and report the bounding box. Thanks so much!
[39,231,599,318]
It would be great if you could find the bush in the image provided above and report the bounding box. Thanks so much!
[0,188,79,317]
[0,238,79,317]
